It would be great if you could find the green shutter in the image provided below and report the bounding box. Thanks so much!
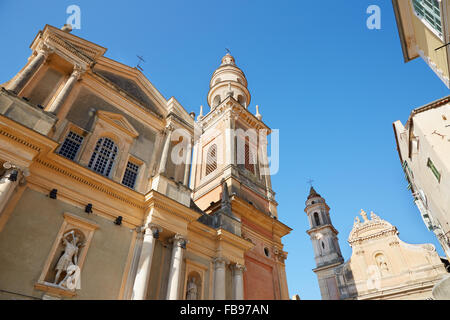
[427,158,441,183]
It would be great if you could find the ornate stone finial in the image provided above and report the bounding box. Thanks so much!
[255,105,262,121]
[370,211,381,221]
[354,216,361,226]
[197,105,204,121]
[360,209,368,222]
[61,24,73,33]
[221,53,236,66]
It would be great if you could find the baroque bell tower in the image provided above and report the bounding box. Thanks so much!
[305,187,344,300]
[189,53,291,300]
[190,53,276,218]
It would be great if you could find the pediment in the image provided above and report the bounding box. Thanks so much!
[36,25,106,66]
[93,66,165,118]
[97,111,139,138]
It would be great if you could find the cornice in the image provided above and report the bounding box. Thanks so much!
[33,155,145,210]
[232,195,291,238]
[144,190,201,223]
[216,228,254,251]
[306,224,339,236]
[0,114,57,155]
[199,97,270,132]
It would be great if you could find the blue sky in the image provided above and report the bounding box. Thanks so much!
[0,0,449,300]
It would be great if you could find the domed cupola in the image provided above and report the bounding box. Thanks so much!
[207,53,251,109]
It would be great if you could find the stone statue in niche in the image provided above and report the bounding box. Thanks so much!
[186,277,198,300]
[53,230,83,290]
[375,254,389,275]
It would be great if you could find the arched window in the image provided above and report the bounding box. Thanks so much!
[206,144,217,176]
[88,137,118,177]
[314,212,321,226]
[244,137,255,174]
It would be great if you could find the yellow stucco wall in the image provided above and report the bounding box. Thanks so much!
[0,188,132,300]
[410,7,449,81]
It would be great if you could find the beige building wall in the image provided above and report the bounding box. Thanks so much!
[307,190,448,300]
[393,96,450,259]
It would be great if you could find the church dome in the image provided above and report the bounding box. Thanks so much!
[207,53,251,109]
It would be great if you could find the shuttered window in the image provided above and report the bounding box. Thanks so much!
[206,144,217,176]
[412,0,443,38]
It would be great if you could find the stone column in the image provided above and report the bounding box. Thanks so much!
[166,234,187,300]
[183,140,192,186]
[7,49,49,94]
[132,224,162,300]
[232,264,245,300]
[158,125,173,175]
[213,257,227,300]
[46,66,83,114]
[0,163,23,214]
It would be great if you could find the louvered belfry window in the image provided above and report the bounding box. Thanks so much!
[245,138,255,174]
[206,144,217,176]
[88,137,118,177]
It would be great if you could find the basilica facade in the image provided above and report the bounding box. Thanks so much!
[0,24,290,300]
[305,187,448,300]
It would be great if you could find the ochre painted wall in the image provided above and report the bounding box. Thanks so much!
[0,188,132,300]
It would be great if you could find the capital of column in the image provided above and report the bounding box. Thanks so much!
[142,223,163,239]
[36,42,54,59]
[71,65,85,80]
[2,162,28,181]
[164,124,174,134]
[233,263,246,273]
[171,234,188,249]
[213,257,229,269]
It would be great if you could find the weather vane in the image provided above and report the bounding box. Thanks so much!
[225,48,231,54]
[136,55,145,71]
[307,178,314,187]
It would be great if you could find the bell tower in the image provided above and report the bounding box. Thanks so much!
[189,53,291,300]
[190,53,276,218]
[305,187,344,300]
